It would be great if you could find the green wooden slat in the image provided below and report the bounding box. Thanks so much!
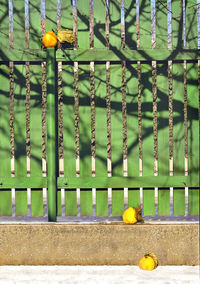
[13,0,27,216]
[125,1,137,49]
[157,63,169,176]
[112,188,124,216]
[172,1,186,215]
[155,0,169,223]
[65,188,77,216]
[110,63,124,216]
[0,65,10,178]
[60,0,73,31]
[189,189,199,215]
[62,64,77,216]
[109,0,121,48]
[77,1,90,49]
[29,0,42,49]
[79,64,92,216]
[158,188,170,216]
[14,64,27,216]
[185,1,198,49]
[0,64,12,216]
[13,0,25,50]
[57,189,61,216]
[0,190,12,216]
[94,1,108,216]
[156,0,168,49]
[29,0,43,217]
[30,189,43,216]
[173,66,185,175]
[187,62,199,215]
[141,63,154,216]
[15,188,27,216]
[60,1,74,216]
[128,188,140,207]
[172,0,183,49]
[139,0,151,49]
[125,2,139,207]
[28,1,44,217]
[45,0,57,33]
[172,62,185,215]
[95,64,108,216]
[126,63,140,207]
[93,0,106,48]
[77,2,92,216]
[30,64,43,216]
[173,188,185,215]
[143,189,154,216]
[157,62,170,216]
[0,0,9,49]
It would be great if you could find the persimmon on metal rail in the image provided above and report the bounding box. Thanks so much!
[0,176,198,189]
[0,49,199,62]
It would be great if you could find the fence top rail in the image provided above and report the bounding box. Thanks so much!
[0,176,199,189]
[0,48,199,62]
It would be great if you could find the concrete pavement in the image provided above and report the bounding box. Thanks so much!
[0,265,199,284]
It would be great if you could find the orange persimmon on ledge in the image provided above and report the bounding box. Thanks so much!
[42,31,58,47]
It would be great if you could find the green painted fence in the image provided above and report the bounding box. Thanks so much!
[0,0,199,221]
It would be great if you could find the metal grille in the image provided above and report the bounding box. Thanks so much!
[0,0,199,221]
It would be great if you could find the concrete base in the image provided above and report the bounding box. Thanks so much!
[0,222,199,265]
[0,266,199,283]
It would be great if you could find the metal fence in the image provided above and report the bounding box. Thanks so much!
[0,0,199,221]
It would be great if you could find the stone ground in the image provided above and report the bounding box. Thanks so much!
[0,266,199,284]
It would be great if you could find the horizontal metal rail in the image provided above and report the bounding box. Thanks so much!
[0,216,199,222]
[0,176,199,189]
[0,49,199,62]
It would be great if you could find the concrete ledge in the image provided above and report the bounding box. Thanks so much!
[0,266,199,283]
[0,223,199,265]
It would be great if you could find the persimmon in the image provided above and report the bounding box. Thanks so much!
[122,207,138,224]
[122,204,144,224]
[139,253,158,271]
[42,31,58,47]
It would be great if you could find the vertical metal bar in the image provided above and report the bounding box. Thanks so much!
[89,0,96,217]
[151,0,158,217]
[25,0,31,217]
[183,0,189,216]
[41,0,47,217]
[57,0,65,217]
[47,47,57,222]
[121,0,128,211]
[168,0,173,216]
[106,0,112,217]
[9,0,15,216]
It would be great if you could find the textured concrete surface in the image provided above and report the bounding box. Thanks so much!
[0,223,199,265]
[0,265,199,284]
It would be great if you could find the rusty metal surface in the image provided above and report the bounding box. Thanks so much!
[0,223,198,265]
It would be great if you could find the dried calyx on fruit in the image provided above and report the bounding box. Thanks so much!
[57,29,74,44]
